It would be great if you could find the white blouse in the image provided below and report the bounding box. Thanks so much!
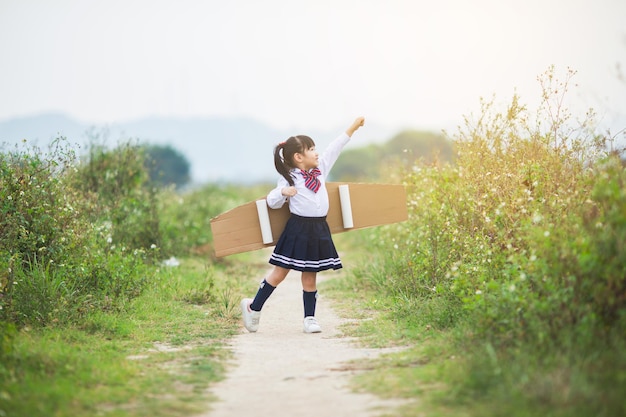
[266,132,351,217]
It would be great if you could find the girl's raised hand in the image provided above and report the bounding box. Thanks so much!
[346,117,365,137]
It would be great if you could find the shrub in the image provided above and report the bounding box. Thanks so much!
[0,139,85,267]
[365,66,626,416]
[69,139,162,254]
[373,67,624,345]
[0,138,157,327]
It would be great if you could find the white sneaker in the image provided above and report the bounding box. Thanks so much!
[241,298,261,332]
[303,316,322,333]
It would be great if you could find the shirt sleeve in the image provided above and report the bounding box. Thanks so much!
[266,177,290,209]
[319,132,351,174]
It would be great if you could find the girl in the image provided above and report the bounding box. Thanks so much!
[241,116,365,333]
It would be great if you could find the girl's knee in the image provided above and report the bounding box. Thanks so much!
[267,266,289,286]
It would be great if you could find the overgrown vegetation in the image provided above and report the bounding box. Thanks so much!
[0,134,261,416]
[0,138,158,329]
[336,67,626,416]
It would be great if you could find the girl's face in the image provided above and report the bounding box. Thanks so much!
[296,146,319,170]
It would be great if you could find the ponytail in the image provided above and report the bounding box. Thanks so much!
[274,134,316,186]
[274,142,294,186]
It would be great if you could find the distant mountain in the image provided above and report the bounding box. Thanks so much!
[0,113,86,146]
[0,113,396,184]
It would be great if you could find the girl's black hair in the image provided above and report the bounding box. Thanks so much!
[274,135,316,186]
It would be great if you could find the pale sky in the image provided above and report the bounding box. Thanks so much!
[1,0,625,136]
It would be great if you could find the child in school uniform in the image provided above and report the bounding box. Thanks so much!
[241,116,365,333]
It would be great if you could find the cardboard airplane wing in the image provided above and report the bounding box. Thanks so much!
[209,182,407,258]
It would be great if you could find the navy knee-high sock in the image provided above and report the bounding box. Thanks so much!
[250,279,275,312]
[303,290,318,317]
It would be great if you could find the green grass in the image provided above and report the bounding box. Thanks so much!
[0,255,254,417]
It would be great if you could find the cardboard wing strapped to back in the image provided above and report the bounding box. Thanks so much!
[209,182,408,258]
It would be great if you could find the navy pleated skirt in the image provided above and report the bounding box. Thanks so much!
[269,214,342,272]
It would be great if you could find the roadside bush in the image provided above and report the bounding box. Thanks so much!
[69,139,161,254]
[368,67,626,415]
[0,139,84,267]
[446,68,621,345]
[376,67,623,341]
[0,138,157,327]
[577,155,626,328]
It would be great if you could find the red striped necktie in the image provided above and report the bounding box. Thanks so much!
[300,168,321,193]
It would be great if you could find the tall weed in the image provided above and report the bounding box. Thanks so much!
[368,67,625,414]
[0,138,157,327]
[68,138,161,253]
[0,139,85,267]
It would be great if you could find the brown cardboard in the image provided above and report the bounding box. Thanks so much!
[210,182,407,257]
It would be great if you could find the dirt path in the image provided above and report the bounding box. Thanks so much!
[201,267,402,417]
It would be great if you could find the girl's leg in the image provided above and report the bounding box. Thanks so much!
[301,271,318,318]
[249,266,289,311]
[242,266,290,332]
[301,271,317,292]
[266,266,290,287]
